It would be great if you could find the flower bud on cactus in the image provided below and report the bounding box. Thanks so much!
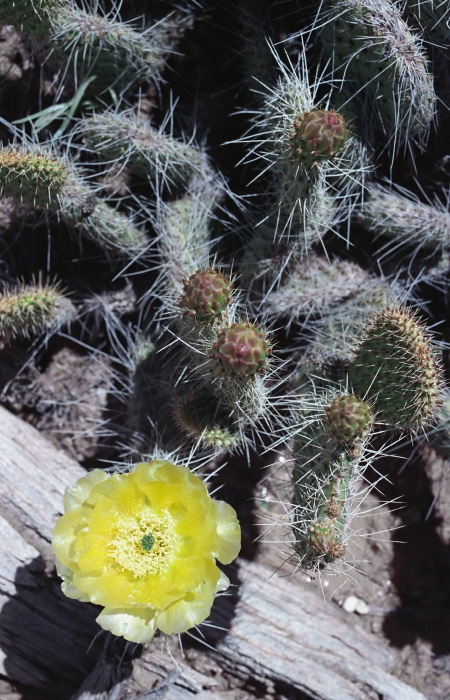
[348,307,442,429]
[325,394,373,443]
[210,322,270,380]
[180,269,232,324]
[289,110,348,168]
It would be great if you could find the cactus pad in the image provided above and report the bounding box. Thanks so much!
[210,322,270,379]
[180,269,232,323]
[0,283,76,339]
[0,147,69,209]
[289,110,348,167]
[348,307,442,429]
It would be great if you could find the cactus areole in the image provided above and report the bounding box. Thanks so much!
[210,323,270,379]
[289,110,348,167]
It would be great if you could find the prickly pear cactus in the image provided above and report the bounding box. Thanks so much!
[1,4,450,684]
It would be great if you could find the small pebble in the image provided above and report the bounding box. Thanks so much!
[342,595,370,615]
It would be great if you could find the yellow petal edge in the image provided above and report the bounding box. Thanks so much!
[52,460,241,643]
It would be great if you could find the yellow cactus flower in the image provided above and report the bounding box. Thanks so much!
[52,460,241,643]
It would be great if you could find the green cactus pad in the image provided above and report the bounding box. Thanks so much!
[180,269,232,324]
[81,111,204,189]
[289,110,348,167]
[325,394,373,443]
[0,282,76,340]
[321,0,435,144]
[0,147,70,209]
[210,322,270,380]
[348,307,442,429]
[0,0,59,42]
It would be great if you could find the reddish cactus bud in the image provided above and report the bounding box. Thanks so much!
[210,322,270,380]
[289,109,348,168]
[180,269,232,323]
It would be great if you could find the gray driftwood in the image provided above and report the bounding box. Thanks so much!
[0,406,426,700]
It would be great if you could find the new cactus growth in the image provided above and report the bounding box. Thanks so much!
[348,306,442,429]
[180,269,232,324]
[210,322,270,380]
[307,519,346,561]
[289,110,348,168]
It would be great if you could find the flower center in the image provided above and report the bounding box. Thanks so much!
[108,509,177,578]
[141,533,155,551]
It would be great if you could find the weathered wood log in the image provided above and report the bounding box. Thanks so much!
[0,406,427,700]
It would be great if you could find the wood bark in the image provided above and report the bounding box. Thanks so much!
[0,406,427,700]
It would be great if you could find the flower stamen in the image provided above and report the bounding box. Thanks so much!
[108,509,177,578]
